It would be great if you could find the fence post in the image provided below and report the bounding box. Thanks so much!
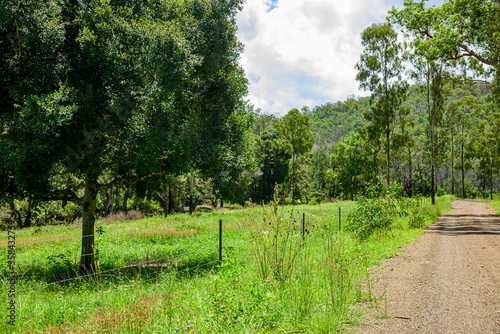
[339,207,341,232]
[219,219,222,264]
[302,213,305,241]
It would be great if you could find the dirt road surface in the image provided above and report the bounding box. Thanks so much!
[359,200,500,334]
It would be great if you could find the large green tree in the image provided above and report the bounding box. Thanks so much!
[355,22,409,186]
[276,108,314,202]
[390,0,499,69]
[0,0,249,272]
[251,127,292,204]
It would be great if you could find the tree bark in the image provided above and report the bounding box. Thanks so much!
[408,148,413,198]
[123,190,128,212]
[80,181,98,273]
[23,200,34,228]
[490,156,493,200]
[386,131,390,186]
[461,142,465,199]
[451,131,454,195]
[105,187,113,216]
[9,202,22,229]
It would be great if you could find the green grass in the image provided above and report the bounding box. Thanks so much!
[487,194,500,216]
[0,197,454,333]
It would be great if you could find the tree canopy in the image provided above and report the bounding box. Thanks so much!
[0,0,249,271]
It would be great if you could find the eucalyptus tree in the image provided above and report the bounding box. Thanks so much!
[355,22,409,186]
[409,55,450,204]
[457,96,481,198]
[390,0,500,116]
[0,0,249,272]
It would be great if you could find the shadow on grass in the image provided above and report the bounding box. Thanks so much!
[1,249,220,292]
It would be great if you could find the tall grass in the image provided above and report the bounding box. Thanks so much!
[0,196,453,333]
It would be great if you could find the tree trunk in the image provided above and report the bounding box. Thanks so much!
[123,190,128,212]
[80,181,98,273]
[408,148,413,198]
[451,132,454,195]
[431,126,435,205]
[490,158,494,201]
[350,173,354,201]
[189,174,194,215]
[23,200,34,228]
[461,142,465,199]
[292,152,297,203]
[164,189,169,217]
[105,188,113,216]
[189,196,201,214]
[9,202,22,229]
[386,131,390,186]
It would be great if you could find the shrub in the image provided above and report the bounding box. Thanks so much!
[346,183,420,240]
[308,191,326,205]
[436,187,446,197]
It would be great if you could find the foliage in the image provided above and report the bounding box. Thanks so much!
[346,183,422,240]
[276,109,314,201]
[356,22,410,185]
[251,127,292,204]
[0,0,251,271]
[308,191,326,205]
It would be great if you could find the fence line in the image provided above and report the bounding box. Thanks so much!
[0,228,215,272]
[1,216,241,248]
[7,249,205,296]
[2,209,347,328]
[3,259,219,325]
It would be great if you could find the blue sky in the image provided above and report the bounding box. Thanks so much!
[236,0,444,115]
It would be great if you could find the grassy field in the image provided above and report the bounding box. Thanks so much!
[1,196,454,333]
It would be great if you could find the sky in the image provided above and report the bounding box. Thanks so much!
[236,0,444,115]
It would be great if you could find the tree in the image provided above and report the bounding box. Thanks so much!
[0,0,248,272]
[409,56,450,204]
[390,0,499,69]
[276,109,314,202]
[251,127,292,204]
[355,22,409,186]
[331,134,374,200]
[470,103,500,199]
[457,96,481,198]
[307,147,330,194]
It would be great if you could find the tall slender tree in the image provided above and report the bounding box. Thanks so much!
[356,22,409,186]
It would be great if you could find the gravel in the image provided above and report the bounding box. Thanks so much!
[358,200,500,334]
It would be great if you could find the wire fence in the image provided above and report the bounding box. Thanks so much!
[1,208,346,328]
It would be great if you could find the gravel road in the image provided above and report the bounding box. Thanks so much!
[359,200,500,333]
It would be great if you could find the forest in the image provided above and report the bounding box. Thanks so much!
[1,0,499,270]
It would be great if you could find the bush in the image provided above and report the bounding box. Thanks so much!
[436,187,446,197]
[345,183,421,239]
[308,191,326,205]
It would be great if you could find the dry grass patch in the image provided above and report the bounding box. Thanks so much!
[126,227,198,238]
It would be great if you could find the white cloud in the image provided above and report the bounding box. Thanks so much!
[236,0,444,115]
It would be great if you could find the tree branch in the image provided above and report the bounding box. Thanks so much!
[453,43,498,67]
[34,189,82,205]
[97,172,163,191]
